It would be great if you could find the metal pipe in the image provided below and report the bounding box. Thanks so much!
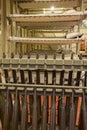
[0,83,87,89]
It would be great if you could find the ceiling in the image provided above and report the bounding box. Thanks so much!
[0,0,87,34]
[12,2,87,36]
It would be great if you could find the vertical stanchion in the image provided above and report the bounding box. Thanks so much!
[50,88,56,130]
[11,88,19,130]
[50,76,56,130]
[69,90,75,130]
[3,89,12,130]
[21,88,28,130]
[42,84,47,130]
[76,70,84,126]
[32,87,38,130]
[79,80,87,130]
[12,70,17,83]
[59,90,66,130]
[4,69,9,83]
[65,97,70,128]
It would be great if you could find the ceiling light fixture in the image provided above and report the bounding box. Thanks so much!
[50,6,55,13]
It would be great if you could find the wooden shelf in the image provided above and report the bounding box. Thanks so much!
[8,36,84,44]
[18,0,80,9]
[8,11,87,22]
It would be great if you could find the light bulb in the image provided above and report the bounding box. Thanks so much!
[50,6,55,12]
